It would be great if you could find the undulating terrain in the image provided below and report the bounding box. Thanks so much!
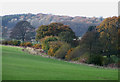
[2,46,118,80]
[1,13,104,39]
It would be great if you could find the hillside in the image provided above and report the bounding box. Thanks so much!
[1,13,104,39]
[2,45,118,80]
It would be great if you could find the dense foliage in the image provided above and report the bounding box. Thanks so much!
[36,23,76,41]
[79,16,119,66]
[40,36,59,53]
[54,43,71,59]
[2,40,21,46]
[48,41,63,56]
[97,17,119,57]
[2,16,119,67]
[32,44,42,49]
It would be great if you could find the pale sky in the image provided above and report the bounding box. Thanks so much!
[0,0,119,18]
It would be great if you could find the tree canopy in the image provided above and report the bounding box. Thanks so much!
[10,21,35,42]
[80,16,119,58]
[80,26,100,56]
[96,16,119,57]
[36,22,76,41]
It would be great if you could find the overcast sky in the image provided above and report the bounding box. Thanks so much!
[0,0,119,18]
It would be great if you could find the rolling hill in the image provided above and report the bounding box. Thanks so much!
[2,45,118,80]
[1,13,104,39]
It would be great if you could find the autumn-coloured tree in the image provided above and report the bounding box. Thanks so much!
[65,48,74,60]
[36,23,76,41]
[40,36,58,52]
[117,16,120,60]
[118,29,120,58]
[97,16,118,57]
[10,21,35,42]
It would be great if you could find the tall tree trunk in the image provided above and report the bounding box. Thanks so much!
[22,36,25,43]
[89,43,92,57]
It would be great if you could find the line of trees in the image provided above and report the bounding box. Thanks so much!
[80,16,119,65]
[4,16,119,67]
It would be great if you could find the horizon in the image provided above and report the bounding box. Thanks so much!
[0,1,118,18]
[0,12,118,18]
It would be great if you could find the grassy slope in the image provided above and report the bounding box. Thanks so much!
[2,46,118,80]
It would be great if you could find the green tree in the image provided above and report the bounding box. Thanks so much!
[58,31,76,44]
[80,26,100,56]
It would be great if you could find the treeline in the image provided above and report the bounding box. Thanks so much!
[35,16,119,66]
[1,13,102,40]
[1,16,120,67]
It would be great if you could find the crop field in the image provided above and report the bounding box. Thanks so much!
[2,46,118,80]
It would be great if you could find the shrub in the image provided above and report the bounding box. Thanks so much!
[2,40,21,46]
[41,36,58,52]
[24,42,33,47]
[71,57,80,61]
[54,43,71,59]
[103,55,119,66]
[12,40,21,46]
[20,43,25,47]
[48,48,54,56]
[2,40,8,45]
[20,42,32,47]
[48,41,63,56]
[65,46,85,61]
[32,44,42,49]
[110,55,119,63]
[77,52,89,63]
[87,54,104,66]
[7,41,13,45]
[65,48,74,60]
[42,42,49,52]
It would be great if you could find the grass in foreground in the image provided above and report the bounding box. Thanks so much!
[2,46,118,80]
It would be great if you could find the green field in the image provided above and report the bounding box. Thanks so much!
[2,46,118,80]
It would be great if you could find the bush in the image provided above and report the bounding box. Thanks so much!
[12,40,21,46]
[77,52,89,63]
[41,36,58,52]
[32,44,42,49]
[65,48,74,60]
[110,55,119,63]
[20,42,32,47]
[48,41,63,56]
[54,43,71,59]
[24,42,33,47]
[2,40,8,45]
[20,43,25,47]
[41,42,49,52]
[103,55,119,66]
[65,46,85,61]
[7,41,13,45]
[48,48,54,56]
[2,40,21,46]
[87,54,103,66]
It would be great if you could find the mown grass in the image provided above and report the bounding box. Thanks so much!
[2,45,118,80]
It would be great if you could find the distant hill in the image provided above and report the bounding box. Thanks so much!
[1,13,104,39]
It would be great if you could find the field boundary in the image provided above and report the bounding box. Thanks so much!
[23,46,118,69]
[1,45,118,69]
